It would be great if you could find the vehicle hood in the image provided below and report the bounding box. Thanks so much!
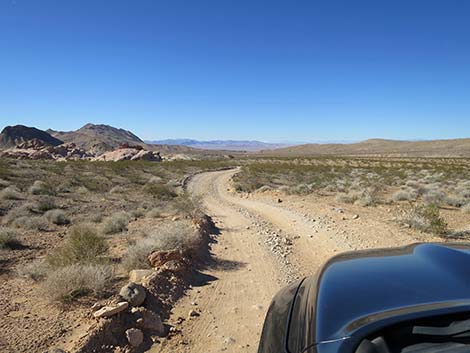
[288,243,470,352]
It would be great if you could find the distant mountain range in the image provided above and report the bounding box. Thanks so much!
[146,139,292,151]
[3,124,470,157]
[262,138,470,157]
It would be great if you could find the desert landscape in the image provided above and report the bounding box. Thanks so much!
[1,124,470,352]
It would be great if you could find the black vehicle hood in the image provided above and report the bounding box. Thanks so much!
[288,243,470,352]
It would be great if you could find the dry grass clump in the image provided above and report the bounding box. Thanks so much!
[42,264,113,302]
[0,227,22,249]
[172,194,205,219]
[102,212,130,234]
[45,209,70,225]
[18,224,112,301]
[122,221,198,271]
[0,186,22,200]
[29,180,54,195]
[402,204,447,235]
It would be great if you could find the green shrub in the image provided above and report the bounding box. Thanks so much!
[46,224,108,268]
[403,204,447,235]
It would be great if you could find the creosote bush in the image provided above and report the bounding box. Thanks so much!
[402,204,447,235]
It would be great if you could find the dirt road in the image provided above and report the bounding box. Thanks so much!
[152,169,424,353]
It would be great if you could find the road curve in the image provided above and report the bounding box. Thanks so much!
[151,169,370,353]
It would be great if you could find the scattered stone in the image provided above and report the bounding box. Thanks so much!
[352,214,359,220]
[93,302,128,318]
[277,198,283,203]
[148,249,183,267]
[129,269,154,283]
[188,309,200,318]
[224,337,236,344]
[119,282,147,307]
[125,328,144,347]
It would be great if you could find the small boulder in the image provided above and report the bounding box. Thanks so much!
[120,282,146,307]
[352,214,359,220]
[125,328,144,347]
[93,301,128,318]
[133,307,165,334]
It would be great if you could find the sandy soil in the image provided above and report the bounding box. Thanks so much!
[150,169,445,353]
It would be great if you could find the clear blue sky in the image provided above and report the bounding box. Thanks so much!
[1,0,470,142]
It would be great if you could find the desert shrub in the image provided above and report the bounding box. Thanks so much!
[0,179,10,188]
[172,194,205,219]
[146,208,162,218]
[12,216,49,231]
[34,196,57,213]
[445,194,466,208]
[335,192,356,204]
[109,186,125,194]
[41,264,113,301]
[0,227,21,249]
[354,193,374,207]
[143,183,177,200]
[46,224,108,268]
[461,203,470,214]
[90,212,104,223]
[29,180,54,195]
[3,204,33,224]
[102,212,130,234]
[130,208,145,218]
[76,186,89,194]
[122,221,198,271]
[0,186,22,200]
[422,189,446,206]
[45,209,70,225]
[402,204,447,235]
[18,258,51,281]
[391,189,417,202]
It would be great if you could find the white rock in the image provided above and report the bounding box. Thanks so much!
[93,302,128,318]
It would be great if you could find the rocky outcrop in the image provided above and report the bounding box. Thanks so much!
[93,148,162,162]
[0,143,93,160]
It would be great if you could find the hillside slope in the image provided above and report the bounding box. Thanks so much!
[48,123,144,153]
[264,138,470,157]
[0,125,63,148]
